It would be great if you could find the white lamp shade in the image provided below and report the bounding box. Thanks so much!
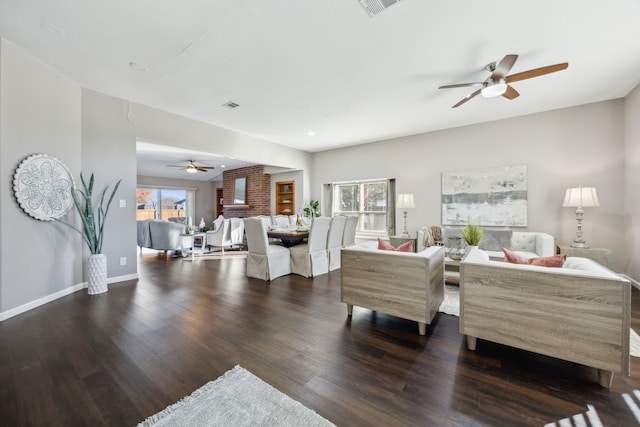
[397,193,415,209]
[563,187,599,208]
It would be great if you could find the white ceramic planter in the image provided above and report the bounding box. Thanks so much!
[87,253,108,295]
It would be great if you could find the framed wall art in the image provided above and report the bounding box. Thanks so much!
[441,164,528,227]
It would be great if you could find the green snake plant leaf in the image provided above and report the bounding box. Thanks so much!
[55,173,121,255]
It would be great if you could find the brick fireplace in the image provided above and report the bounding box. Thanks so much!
[222,165,271,217]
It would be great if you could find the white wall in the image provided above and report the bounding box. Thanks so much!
[82,89,138,279]
[137,175,217,224]
[624,83,640,280]
[0,39,82,315]
[311,100,629,274]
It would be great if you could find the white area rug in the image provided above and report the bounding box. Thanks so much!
[183,251,248,261]
[438,285,640,357]
[438,284,460,316]
[137,365,335,427]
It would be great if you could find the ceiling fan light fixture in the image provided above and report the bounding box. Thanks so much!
[481,80,507,98]
[186,165,198,173]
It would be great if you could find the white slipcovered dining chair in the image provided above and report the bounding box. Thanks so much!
[327,216,347,271]
[272,215,293,229]
[342,215,358,247]
[244,217,291,281]
[289,217,331,278]
[229,217,245,248]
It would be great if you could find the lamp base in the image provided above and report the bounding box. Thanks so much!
[400,230,410,238]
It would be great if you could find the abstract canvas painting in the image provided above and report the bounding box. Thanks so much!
[441,165,527,226]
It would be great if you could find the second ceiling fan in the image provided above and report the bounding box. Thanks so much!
[439,54,568,108]
[167,160,215,174]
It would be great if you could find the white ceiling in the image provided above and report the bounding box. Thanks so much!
[2,0,640,179]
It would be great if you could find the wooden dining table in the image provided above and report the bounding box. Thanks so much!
[266,229,309,247]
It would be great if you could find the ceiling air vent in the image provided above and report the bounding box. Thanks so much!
[222,101,240,109]
[359,0,403,17]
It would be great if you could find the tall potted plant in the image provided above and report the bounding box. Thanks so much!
[56,173,121,295]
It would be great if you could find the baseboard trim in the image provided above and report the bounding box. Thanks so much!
[0,273,139,322]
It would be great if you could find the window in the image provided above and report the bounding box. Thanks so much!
[330,179,395,237]
[136,187,195,221]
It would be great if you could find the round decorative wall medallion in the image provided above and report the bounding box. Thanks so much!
[13,153,74,221]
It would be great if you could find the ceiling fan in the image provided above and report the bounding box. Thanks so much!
[439,54,568,108]
[166,160,215,174]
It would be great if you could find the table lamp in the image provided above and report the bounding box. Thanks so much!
[562,186,599,248]
[397,193,415,237]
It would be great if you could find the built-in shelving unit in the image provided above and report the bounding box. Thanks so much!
[216,188,223,216]
[275,181,295,215]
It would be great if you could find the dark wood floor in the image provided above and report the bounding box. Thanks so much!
[2,251,640,426]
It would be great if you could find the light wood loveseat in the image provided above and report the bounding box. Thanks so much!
[460,248,631,387]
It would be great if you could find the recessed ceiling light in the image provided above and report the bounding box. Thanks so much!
[129,62,148,71]
[220,164,226,168]
[308,131,315,137]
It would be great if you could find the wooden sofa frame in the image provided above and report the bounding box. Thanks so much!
[460,249,631,387]
[341,244,444,335]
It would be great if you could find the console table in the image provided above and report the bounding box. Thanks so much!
[557,244,611,269]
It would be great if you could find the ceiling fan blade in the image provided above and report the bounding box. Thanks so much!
[491,54,518,79]
[506,63,568,83]
[439,82,483,89]
[167,164,187,168]
[452,89,481,108]
[502,85,520,100]
[195,167,211,172]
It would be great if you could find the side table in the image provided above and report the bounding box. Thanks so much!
[444,258,460,285]
[389,235,418,252]
[180,232,207,260]
[557,243,611,269]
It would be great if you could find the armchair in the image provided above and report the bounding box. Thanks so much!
[206,219,232,254]
[341,242,445,335]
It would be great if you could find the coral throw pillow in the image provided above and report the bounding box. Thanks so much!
[528,254,567,267]
[503,247,567,267]
[502,247,528,264]
[378,238,414,252]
